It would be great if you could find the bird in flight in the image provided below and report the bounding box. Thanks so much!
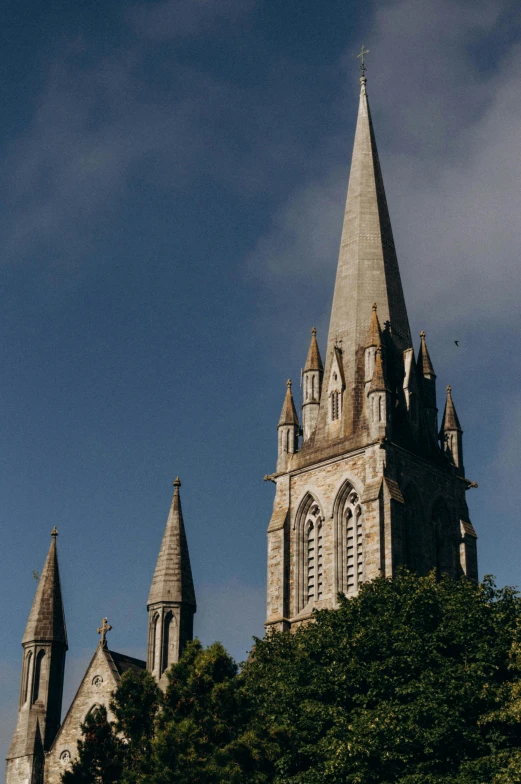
[454,341,460,347]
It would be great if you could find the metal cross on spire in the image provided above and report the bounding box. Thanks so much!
[357,44,369,77]
[97,617,112,647]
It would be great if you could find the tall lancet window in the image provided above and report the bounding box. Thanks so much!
[152,614,160,674]
[346,502,363,594]
[32,650,45,703]
[23,651,33,704]
[306,522,315,602]
[331,391,340,421]
[334,484,364,597]
[296,497,324,612]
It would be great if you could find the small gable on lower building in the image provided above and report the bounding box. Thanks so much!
[44,645,145,784]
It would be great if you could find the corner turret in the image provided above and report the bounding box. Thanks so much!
[147,478,196,690]
[440,385,464,474]
[302,328,323,442]
[367,346,390,438]
[418,331,438,444]
[277,380,299,471]
[6,528,67,784]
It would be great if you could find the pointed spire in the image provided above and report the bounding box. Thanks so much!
[441,385,462,432]
[366,303,382,348]
[148,479,196,608]
[22,528,67,646]
[317,68,411,436]
[325,72,411,357]
[278,379,299,427]
[369,347,389,393]
[304,327,323,372]
[418,331,436,378]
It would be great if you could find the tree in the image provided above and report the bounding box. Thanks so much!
[111,669,162,783]
[243,572,521,784]
[151,639,274,784]
[62,705,123,784]
[64,574,521,783]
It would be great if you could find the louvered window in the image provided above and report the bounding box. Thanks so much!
[307,523,315,602]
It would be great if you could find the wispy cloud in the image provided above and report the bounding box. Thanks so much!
[247,0,521,337]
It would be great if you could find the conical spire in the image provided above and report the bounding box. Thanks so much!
[369,347,389,393]
[22,527,67,646]
[440,385,462,432]
[278,379,299,426]
[319,72,411,434]
[148,478,196,608]
[366,303,382,348]
[418,331,436,378]
[304,327,323,372]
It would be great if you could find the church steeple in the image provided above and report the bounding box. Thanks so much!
[147,478,196,689]
[265,61,478,635]
[317,71,411,438]
[6,528,67,784]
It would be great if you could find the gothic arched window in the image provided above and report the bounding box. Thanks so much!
[334,482,363,597]
[162,612,173,672]
[32,650,45,703]
[23,651,33,704]
[152,614,160,674]
[306,521,315,602]
[295,495,324,613]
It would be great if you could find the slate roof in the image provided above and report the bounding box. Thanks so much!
[147,479,196,608]
[22,529,67,647]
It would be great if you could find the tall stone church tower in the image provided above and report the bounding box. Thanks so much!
[266,72,478,631]
[6,528,67,784]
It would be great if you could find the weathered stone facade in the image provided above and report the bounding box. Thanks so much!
[44,646,145,784]
[266,74,478,632]
[6,481,196,784]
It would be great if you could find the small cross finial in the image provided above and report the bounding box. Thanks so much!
[173,476,181,488]
[446,384,452,394]
[420,330,426,339]
[357,44,369,78]
[372,302,377,312]
[97,617,112,647]
[50,526,58,537]
[286,379,292,389]
[311,326,317,337]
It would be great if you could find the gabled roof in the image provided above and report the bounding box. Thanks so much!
[278,380,299,427]
[148,479,196,609]
[22,528,67,647]
[108,650,146,677]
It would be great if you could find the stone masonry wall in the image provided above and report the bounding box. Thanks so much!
[44,648,120,784]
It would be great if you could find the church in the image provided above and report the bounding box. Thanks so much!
[6,65,478,784]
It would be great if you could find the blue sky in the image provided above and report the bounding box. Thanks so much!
[2,0,521,766]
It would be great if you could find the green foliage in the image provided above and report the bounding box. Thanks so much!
[111,669,162,783]
[62,705,123,784]
[64,574,521,784]
[244,572,521,783]
[151,639,274,783]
